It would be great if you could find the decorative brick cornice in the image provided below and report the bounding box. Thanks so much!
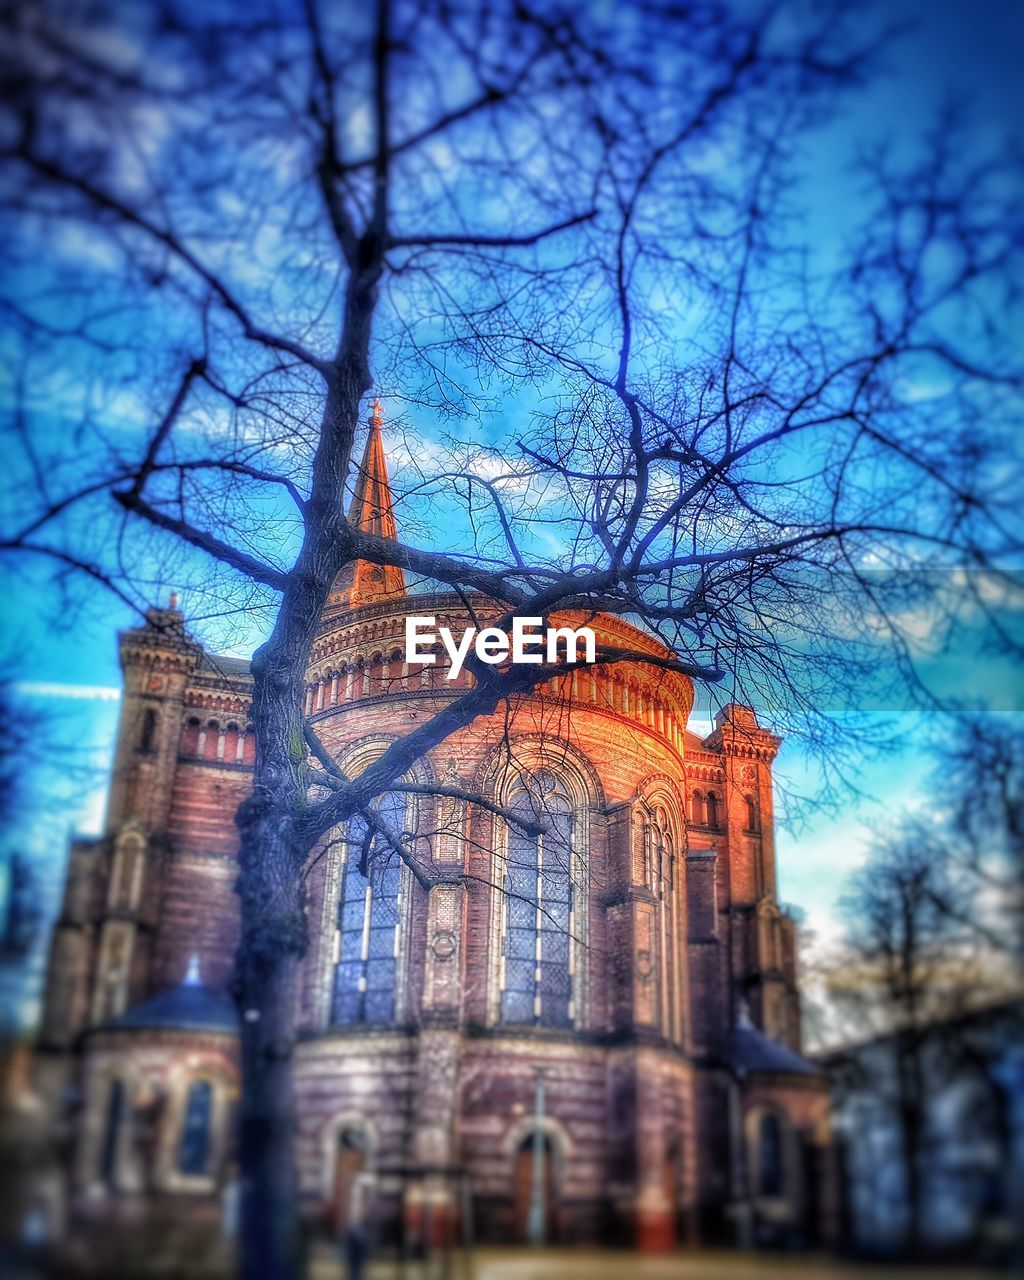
[703,732,780,763]
[119,605,203,676]
[701,703,781,762]
[183,688,252,715]
[684,762,726,782]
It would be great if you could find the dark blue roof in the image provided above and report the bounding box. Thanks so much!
[730,1018,823,1077]
[106,975,239,1034]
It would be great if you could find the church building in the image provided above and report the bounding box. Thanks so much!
[35,404,837,1253]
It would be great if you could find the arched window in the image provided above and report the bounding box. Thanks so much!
[100,1078,125,1186]
[139,707,158,754]
[758,1111,784,1197]
[691,790,704,825]
[649,806,673,888]
[646,804,681,1041]
[745,795,759,831]
[641,821,653,887]
[501,770,574,1029]
[706,791,719,829]
[177,1080,213,1176]
[111,833,143,910]
[332,790,408,1025]
[181,716,200,756]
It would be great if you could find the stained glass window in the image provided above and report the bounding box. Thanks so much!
[500,770,574,1029]
[177,1079,213,1176]
[332,790,406,1025]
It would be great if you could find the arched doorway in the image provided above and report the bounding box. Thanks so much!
[330,1127,368,1236]
[745,1105,801,1247]
[513,1132,557,1243]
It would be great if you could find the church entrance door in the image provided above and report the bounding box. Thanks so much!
[330,1128,367,1236]
[513,1133,557,1243]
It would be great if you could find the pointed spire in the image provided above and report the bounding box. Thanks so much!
[349,398,399,541]
[329,397,407,609]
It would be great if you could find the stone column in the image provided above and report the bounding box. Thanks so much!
[633,1046,674,1251]
[406,1026,461,1247]
[406,877,464,1247]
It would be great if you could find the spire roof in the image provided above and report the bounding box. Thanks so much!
[329,397,407,609]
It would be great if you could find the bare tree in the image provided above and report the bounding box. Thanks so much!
[1,1,1022,1274]
[0,678,32,835]
[835,831,972,1252]
[939,715,1024,959]
[827,717,1024,1254]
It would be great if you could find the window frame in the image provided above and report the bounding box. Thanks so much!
[487,761,590,1032]
[313,743,425,1032]
[330,790,412,1028]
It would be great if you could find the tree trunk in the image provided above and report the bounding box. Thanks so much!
[234,768,310,1280]
[234,631,321,1278]
[228,85,385,1261]
[231,371,372,1276]
[237,946,302,1280]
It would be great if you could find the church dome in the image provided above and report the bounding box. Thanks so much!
[105,958,239,1035]
[302,404,694,736]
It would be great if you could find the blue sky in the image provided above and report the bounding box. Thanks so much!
[2,0,1022,1032]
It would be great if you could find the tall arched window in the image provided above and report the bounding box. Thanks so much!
[646,804,681,1041]
[177,1079,213,1176]
[759,1111,784,1197]
[649,806,674,886]
[100,1078,125,1186]
[691,790,704,825]
[706,791,719,829]
[332,790,407,1025]
[139,707,158,754]
[501,770,574,1029]
[110,832,144,911]
[745,795,759,831]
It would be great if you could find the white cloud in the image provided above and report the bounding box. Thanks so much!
[15,682,121,702]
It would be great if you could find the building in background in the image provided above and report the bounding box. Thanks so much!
[822,999,1024,1263]
[28,407,836,1256]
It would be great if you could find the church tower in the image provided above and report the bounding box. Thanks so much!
[329,397,407,610]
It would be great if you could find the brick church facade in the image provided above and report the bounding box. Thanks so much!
[35,407,837,1251]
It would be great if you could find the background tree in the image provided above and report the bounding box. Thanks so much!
[940,715,1024,959]
[1,1,1021,1275]
[828,718,1023,1253]
[835,829,973,1253]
